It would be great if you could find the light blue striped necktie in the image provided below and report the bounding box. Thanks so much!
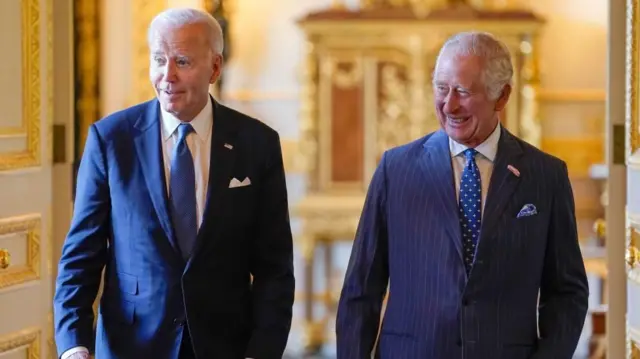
[169,123,197,260]
[459,148,482,273]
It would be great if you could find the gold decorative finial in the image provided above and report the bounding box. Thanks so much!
[0,249,10,269]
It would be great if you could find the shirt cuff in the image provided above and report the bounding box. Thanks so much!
[61,346,89,359]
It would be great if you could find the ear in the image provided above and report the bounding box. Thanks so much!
[209,53,223,84]
[494,84,511,111]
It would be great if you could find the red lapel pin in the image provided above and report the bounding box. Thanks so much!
[507,164,520,177]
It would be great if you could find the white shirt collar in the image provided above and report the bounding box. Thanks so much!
[161,97,213,142]
[449,122,501,162]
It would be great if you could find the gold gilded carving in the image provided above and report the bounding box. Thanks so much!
[0,327,41,358]
[325,57,362,89]
[130,1,166,105]
[298,40,320,190]
[0,0,42,171]
[627,225,640,285]
[628,325,640,358]
[377,63,410,158]
[46,0,53,164]
[0,214,41,289]
[518,36,541,148]
[0,248,9,269]
[627,0,640,156]
[74,0,101,157]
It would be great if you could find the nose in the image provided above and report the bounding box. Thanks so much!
[442,90,459,114]
[163,61,178,82]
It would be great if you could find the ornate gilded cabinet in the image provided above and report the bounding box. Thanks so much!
[294,2,544,353]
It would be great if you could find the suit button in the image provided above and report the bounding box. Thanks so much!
[462,298,470,306]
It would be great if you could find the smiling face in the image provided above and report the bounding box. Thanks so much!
[149,22,222,122]
[433,51,511,147]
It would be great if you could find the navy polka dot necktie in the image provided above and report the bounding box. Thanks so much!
[169,123,197,261]
[459,148,482,273]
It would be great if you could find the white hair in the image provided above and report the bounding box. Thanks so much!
[433,31,513,100]
[148,7,224,55]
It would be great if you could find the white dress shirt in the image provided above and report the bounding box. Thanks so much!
[449,123,501,214]
[61,98,213,359]
[160,97,212,228]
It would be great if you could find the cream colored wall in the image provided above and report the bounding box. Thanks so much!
[529,0,607,240]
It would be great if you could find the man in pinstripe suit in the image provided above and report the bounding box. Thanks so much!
[336,32,589,359]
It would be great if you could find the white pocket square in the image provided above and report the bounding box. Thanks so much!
[229,177,251,188]
[516,204,537,218]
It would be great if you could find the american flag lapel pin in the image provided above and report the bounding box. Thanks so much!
[224,143,233,150]
[507,164,520,177]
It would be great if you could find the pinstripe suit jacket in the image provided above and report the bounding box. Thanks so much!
[336,128,589,359]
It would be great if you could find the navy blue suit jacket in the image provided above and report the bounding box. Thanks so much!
[336,128,589,359]
[53,99,295,359]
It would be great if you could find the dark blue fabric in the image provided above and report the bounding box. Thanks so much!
[169,123,197,260]
[459,148,482,273]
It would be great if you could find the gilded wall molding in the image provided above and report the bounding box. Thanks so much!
[0,0,42,171]
[74,0,101,159]
[0,327,41,358]
[626,0,640,297]
[0,214,42,290]
[628,324,640,358]
[130,1,166,106]
[46,0,53,165]
[627,0,640,156]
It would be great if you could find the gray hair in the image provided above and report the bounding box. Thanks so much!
[148,7,224,55]
[433,31,513,100]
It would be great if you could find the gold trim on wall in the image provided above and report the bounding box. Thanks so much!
[74,0,101,158]
[628,325,640,358]
[0,214,41,290]
[47,0,53,165]
[629,0,640,156]
[0,327,41,358]
[0,0,42,171]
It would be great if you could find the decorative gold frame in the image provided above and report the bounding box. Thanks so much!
[626,0,640,356]
[629,325,640,358]
[626,0,640,285]
[0,214,41,289]
[0,327,41,358]
[74,0,101,158]
[0,0,42,171]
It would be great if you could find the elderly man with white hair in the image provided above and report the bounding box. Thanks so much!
[53,7,294,359]
[336,31,588,359]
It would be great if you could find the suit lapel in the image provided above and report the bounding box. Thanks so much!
[420,130,463,262]
[133,100,181,254]
[480,128,524,241]
[186,99,238,268]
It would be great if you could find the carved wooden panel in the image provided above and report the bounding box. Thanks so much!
[330,62,364,183]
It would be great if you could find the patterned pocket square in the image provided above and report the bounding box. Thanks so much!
[516,204,537,218]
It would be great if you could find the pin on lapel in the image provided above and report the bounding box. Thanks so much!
[507,164,520,177]
[224,143,233,150]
